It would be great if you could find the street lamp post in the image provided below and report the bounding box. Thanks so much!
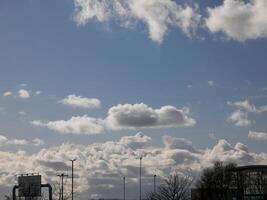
[153,174,156,193]
[123,176,126,200]
[57,173,68,200]
[70,159,77,200]
[139,157,142,200]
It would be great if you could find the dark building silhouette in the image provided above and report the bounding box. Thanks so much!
[191,165,267,200]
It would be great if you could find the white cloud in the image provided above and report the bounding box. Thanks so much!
[18,89,31,99]
[18,110,27,115]
[207,80,214,86]
[0,133,266,199]
[163,136,198,153]
[3,91,13,97]
[205,0,267,41]
[227,110,251,127]
[73,0,200,43]
[20,83,28,87]
[0,136,8,146]
[228,99,267,113]
[0,135,44,147]
[59,95,101,109]
[31,103,196,135]
[31,116,105,135]
[227,99,267,127]
[119,132,151,149]
[248,131,267,141]
[105,103,196,130]
[35,90,42,95]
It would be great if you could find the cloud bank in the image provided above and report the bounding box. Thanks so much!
[0,133,266,199]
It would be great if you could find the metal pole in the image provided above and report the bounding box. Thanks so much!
[57,175,61,200]
[61,174,64,200]
[57,173,68,200]
[140,157,142,200]
[123,176,126,200]
[41,184,53,200]
[153,175,156,193]
[12,185,18,200]
[70,159,76,200]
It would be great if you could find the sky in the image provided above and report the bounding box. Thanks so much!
[0,0,267,199]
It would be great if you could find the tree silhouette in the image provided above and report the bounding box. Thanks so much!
[146,173,193,200]
[195,161,237,200]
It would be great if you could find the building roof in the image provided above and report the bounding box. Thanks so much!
[231,165,267,172]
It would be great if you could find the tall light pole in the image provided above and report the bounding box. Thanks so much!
[153,175,156,193]
[123,176,126,200]
[70,159,77,200]
[57,173,68,200]
[139,157,142,200]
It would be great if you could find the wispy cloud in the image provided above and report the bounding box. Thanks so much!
[248,131,267,141]
[227,110,251,127]
[0,135,44,147]
[228,99,267,113]
[73,0,200,43]
[207,80,214,86]
[31,116,105,135]
[227,99,267,127]
[59,94,101,109]
[72,0,267,43]
[3,91,13,97]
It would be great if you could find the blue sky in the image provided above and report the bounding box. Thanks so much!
[0,0,267,199]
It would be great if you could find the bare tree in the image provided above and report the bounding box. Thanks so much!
[146,174,193,200]
[52,180,71,200]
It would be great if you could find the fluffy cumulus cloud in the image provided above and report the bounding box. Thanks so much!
[106,103,196,130]
[59,95,101,109]
[18,89,31,99]
[227,110,251,127]
[163,136,198,153]
[205,0,267,41]
[31,103,196,135]
[248,131,267,141]
[0,135,44,147]
[0,133,266,199]
[118,132,151,149]
[73,0,200,43]
[31,116,105,135]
